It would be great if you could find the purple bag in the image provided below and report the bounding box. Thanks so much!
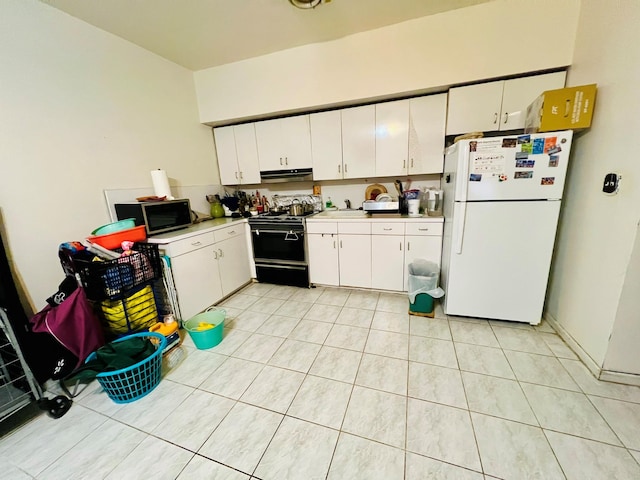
[31,287,105,368]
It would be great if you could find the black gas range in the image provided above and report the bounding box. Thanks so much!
[248,211,317,287]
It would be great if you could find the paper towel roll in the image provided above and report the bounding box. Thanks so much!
[151,169,174,200]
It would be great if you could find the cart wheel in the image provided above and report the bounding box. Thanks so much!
[48,395,72,418]
[37,395,72,419]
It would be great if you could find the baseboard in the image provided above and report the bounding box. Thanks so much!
[599,369,640,387]
[543,311,602,378]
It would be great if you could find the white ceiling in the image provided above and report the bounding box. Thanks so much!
[43,0,494,71]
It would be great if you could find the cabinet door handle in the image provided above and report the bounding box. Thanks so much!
[344,164,348,173]
[213,250,218,259]
[285,157,288,166]
[228,230,235,235]
[235,172,239,179]
[333,240,336,249]
[383,228,392,231]
[403,160,406,169]
[239,171,243,179]
[191,241,202,246]
[493,112,498,124]
[411,158,414,168]
[279,157,283,165]
[407,241,411,251]
[418,228,429,231]
[503,112,508,124]
[338,164,341,173]
[218,248,223,257]
[340,240,343,248]
[399,242,402,251]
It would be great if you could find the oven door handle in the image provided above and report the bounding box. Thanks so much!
[285,231,299,241]
[251,229,304,237]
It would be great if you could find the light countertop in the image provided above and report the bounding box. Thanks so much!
[146,217,247,244]
[308,211,444,222]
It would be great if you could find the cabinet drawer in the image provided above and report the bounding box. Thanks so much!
[306,222,338,234]
[338,222,371,235]
[405,222,443,236]
[214,224,244,243]
[168,233,215,257]
[371,223,404,235]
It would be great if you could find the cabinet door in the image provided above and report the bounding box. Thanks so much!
[281,115,312,169]
[500,71,566,130]
[446,81,505,135]
[375,100,409,177]
[338,234,371,288]
[171,245,223,321]
[311,110,343,181]
[342,105,376,179]
[234,123,261,184]
[217,233,251,297]
[409,94,447,174]
[255,118,283,171]
[403,235,442,291]
[308,233,339,286]
[371,235,404,291]
[213,126,240,185]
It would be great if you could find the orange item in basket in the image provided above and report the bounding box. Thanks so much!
[87,225,147,250]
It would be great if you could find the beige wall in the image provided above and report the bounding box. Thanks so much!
[0,0,218,311]
[194,0,580,125]
[546,0,640,367]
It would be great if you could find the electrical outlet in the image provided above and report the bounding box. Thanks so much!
[603,173,621,195]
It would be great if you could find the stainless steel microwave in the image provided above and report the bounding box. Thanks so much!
[114,199,192,236]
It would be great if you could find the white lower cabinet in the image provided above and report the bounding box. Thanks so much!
[170,240,223,321]
[307,219,442,292]
[163,224,251,321]
[404,222,443,291]
[371,223,405,291]
[307,233,339,286]
[215,226,252,297]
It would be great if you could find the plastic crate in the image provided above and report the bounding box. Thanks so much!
[70,243,162,301]
[99,283,159,336]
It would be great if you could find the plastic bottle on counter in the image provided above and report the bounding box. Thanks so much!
[325,196,333,208]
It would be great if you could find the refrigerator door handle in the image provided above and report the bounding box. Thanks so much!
[457,143,471,202]
[454,202,467,254]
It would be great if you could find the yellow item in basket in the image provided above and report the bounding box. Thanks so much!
[196,322,215,331]
[100,284,158,335]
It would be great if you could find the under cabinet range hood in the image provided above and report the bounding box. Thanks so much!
[260,168,313,183]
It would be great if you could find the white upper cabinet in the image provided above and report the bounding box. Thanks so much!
[375,100,410,178]
[408,93,447,174]
[255,114,313,171]
[310,110,343,181]
[446,71,566,135]
[499,72,566,129]
[213,124,260,185]
[375,95,447,177]
[341,105,376,179]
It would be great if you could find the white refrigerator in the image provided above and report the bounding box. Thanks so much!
[440,130,573,324]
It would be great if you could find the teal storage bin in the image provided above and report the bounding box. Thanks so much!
[184,307,225,349]
[409,293,434,317]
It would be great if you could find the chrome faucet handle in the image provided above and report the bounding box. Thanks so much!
[344,199,351,209]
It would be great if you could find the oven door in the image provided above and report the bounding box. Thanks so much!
[251,228,306,264]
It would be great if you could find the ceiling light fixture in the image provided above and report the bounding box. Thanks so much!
[289,0,322,9]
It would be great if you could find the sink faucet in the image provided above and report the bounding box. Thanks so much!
[344,199,351,209]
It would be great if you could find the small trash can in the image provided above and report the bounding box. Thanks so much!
[407,259,445,318]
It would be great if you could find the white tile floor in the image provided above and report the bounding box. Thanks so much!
[3,282,640,479]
